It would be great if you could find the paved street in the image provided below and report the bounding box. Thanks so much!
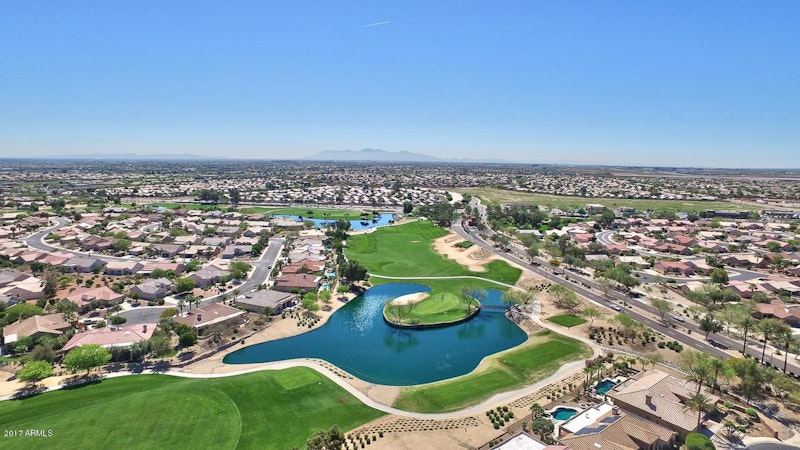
[453,219,800,377]
[119,238,285,325]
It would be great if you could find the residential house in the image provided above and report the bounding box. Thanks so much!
[559,407,676,450]
[273,273,321,293]
[653,261,694,276]
[236,290,299,314]
[2,314,71,351]
[63,286,124,312]
[491,432,570,450]
[62,323,156,351]
[606,369,719,439]
[173,303,245,336]
[150,243,185,258]
[221,245,252,259]
[757,300,800,326]
[63,256,107,273]
[0,269,28,288]
[0,276,46,300]
[139,261,185,276]
[104,260,144,276]
[189,265,231,287]
[129,278,175,301]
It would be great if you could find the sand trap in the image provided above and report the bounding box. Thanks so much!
[432,233,500,272]
[387,292,429,306]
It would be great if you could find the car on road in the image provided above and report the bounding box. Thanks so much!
[673,315,685,322]
[611,304,623,311]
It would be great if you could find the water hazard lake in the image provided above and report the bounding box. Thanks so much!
[223,283,527,385]
[272,213,395,231]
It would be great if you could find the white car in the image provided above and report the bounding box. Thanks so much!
[673,315,685,322]
[611,304,623,311]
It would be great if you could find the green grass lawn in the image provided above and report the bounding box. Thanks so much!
[384,292,479,325]
[392,330,592,412]
[0,368,384,450]
[546,314,587,328]
[457,187,760,214]
[346,221,521,286]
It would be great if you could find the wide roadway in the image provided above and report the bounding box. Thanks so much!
[452,219,800,377]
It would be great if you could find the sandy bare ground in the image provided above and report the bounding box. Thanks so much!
[388,292,429,306]
[432,233,500,272]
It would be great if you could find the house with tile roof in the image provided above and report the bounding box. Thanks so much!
[606,369,719,439]
[560,410,675,450]
[62,322,156,351]
[173,303,244,336]
[63,286,125,312]
[2,313,71,350]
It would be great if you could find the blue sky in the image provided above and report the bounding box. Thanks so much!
[1,1,798,167]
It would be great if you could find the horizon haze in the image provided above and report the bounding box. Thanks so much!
[1,1,798,168]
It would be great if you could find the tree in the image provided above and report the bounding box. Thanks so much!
[709,268,729,285]
[175,277,195,295]
[179,330,197,347]
[149,335,173,358]
[30,261,47,276]
[738,314,757,354]
[707,357,730,394]
[338,260,367,282]
[306,425,345,450]
[644,352,663,370]
[229,261,251,280]
[776,326,799,373]
[318,290,332,307]
[62,344,112,375]
[29,343,58,363]
[17,360,53,388]
[112,238,132,253]
[684,393,714,430]
[531,417,554,440]
[582,306,602,329]
[758,318,783,364]
[302,293,320,314]
[699,314,723,339]
[43,272,58,298]
[228,188,240,206]
[461,287,486,313]
[651,298,673,320]
[402,201,414,214]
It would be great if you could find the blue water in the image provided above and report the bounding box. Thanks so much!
[596,379,617,395]
[551,407,579,421]
[272,213,395,231]
[223,283,527,385]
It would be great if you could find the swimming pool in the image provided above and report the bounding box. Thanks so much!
[596,379,617,395]
[550,406,579,421]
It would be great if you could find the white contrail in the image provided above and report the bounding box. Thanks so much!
[359,20,390,28]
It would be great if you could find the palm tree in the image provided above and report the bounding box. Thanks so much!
[684,393,713,430]
[681,352,712,395]
[738,315,757,355]
[758,318,783,364]
[775,325,798,373]
[707,357,728,393]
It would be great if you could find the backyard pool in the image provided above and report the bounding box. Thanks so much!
[223,283,527,385]
[596,379,618,395]
[550,406,579,421]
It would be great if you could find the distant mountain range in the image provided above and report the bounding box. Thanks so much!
[306,148,440,162]
[305,148,508,163]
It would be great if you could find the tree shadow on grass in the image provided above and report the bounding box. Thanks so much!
[11,385,47,400]
[61,374,104,391]
[152,360,171,373]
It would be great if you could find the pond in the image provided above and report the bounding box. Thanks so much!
[223,283,527,385]
[272,213,395,231]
